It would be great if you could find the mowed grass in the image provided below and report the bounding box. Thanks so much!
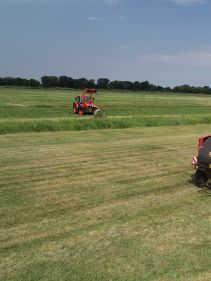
[1,87,211,134]
[1,124,211,281]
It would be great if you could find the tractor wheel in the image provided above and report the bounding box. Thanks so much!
[73,107,78,114]
[79,109,84,116]
[93,109,106,118]
[194,168,208,187]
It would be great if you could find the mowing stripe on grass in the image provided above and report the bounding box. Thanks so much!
[1,125,211,281]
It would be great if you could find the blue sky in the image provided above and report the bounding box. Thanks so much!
[1,0,211,86]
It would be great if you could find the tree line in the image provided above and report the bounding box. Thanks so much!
[0,77,41,88]
[0,75,211,94]
[40,76,171,91]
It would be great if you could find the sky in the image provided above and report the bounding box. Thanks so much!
[1,0,211,87]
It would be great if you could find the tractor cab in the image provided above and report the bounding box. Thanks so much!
[82,95,92,105]
[81,88,96,108]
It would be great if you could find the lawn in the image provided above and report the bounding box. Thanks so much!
[0,124,211,281]
[0,87,211,281]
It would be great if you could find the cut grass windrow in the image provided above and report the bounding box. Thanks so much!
[2,114,211,134]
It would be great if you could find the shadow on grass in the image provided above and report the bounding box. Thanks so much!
[188,172,211,194]
[198,189,211,196]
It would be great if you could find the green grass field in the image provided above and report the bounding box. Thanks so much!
[1,88,211,281]
[1,87,211,134]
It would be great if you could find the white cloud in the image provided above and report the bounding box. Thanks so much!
[165,0,206,6]
[140,49,211,67]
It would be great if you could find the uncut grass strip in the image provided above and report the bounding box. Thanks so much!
[2,115,211,134]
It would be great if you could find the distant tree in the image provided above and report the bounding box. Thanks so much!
[122,81,134,90]
[133,81,141,91]
[59,76,69,88]
[164,87,172,92]
[41,76,59,87]
[203,86,211,94]
[156,85,164,91]
[88,79,96,88]
[108,80,124,90]
[174,85,191,93]
[59,76,74,88]
[73,78,91,89]
[79,78,89,88]
[172,84,211,94]
[22,79,30,87]
[97,78,110,89]
[16,78,24,86]
[151,85,164,91]
[4,77,16,86]
[41,76,49,87]
[29,79,40,88]
[0,78,5,86]
[0,77,40,87]
[140,81,151,91]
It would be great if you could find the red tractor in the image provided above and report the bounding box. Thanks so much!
[192,134,211,187]
[73,88,105,117]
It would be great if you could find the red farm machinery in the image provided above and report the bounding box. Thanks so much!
[192,134,211,187]
[73,88,106,118]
